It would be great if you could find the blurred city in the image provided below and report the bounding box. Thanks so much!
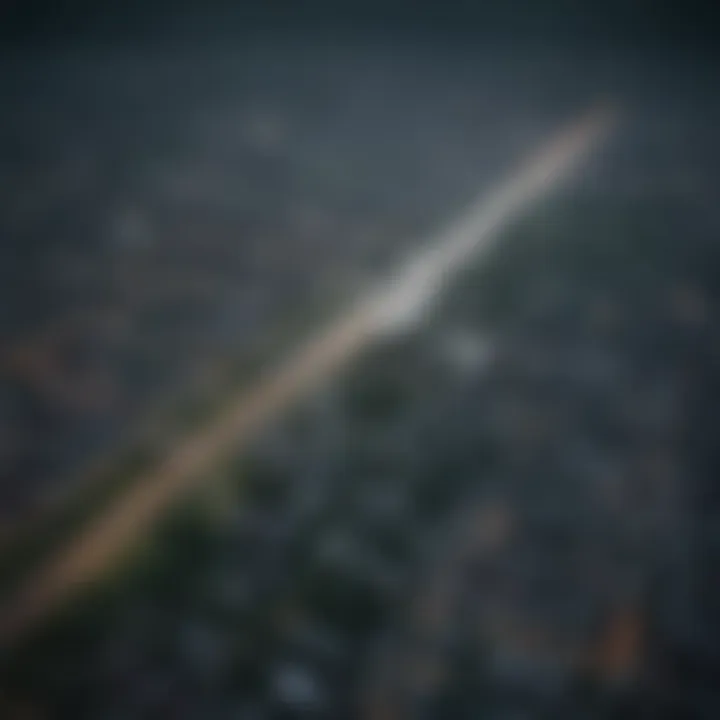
[0,2,719,717]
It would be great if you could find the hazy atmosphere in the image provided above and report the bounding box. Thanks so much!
[0,2,718,718]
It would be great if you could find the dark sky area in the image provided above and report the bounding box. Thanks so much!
[1,0,718,53]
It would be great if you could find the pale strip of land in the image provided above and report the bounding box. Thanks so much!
[0,104,617,648]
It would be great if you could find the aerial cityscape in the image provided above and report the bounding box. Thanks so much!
[0,3,719,718]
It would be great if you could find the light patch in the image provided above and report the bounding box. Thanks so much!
[440,327,496,374]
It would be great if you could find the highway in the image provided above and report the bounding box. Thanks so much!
[0,104,618,648]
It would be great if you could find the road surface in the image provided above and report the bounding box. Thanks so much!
[0,104,618,648]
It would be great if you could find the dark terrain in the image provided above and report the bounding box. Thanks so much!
[1,6,719,718]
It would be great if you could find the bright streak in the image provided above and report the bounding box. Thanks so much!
[369,104,617,333]
[0,103,618,647]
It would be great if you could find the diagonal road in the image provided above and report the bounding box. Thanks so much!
[0,103,618,648]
